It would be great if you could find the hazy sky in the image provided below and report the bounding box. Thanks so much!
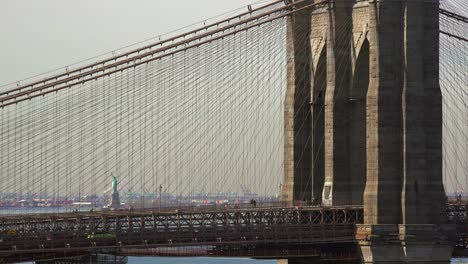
[0,0,465,197]
[0,0,257,85]
[0,0,287,198]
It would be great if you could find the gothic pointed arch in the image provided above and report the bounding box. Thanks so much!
[311,46,327,201]
[349,38,369,205]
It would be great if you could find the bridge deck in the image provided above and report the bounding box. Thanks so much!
[0,203,466,262]
[0,206,363,262]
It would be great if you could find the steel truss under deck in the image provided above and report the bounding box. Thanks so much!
[0,206,363,262]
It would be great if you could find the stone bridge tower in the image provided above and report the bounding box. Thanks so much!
[282,0,453,262]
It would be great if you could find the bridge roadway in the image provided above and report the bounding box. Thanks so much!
[0,203,466,263]
[0,205,362,262]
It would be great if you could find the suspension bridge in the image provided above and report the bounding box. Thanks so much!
[0,0,467,263]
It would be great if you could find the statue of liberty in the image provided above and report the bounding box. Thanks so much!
[109,174,121,209]
[111,175,118,194]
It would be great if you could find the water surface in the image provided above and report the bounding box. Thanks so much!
[127,257,276,264]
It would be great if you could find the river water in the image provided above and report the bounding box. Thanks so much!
[18,257,468,264]
[127,257,468,264]
[127,257,275,264]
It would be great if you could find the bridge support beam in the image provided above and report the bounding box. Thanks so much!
[358,0,454,262]
[357,225,454,263]
[283,0,454,262]
[283,0,368,208]
[283,0,314,204]
[321,0,353,207]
